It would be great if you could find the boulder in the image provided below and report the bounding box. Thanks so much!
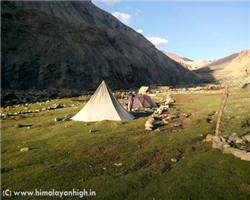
[235,138,245,144]
[229,135,240,142]
[162,119,169,125]
[171,158,178,163]
[231,149,246,158]
[223,147,235,154]
[20,148,29,152]
[219,136,226,143]
[205,134,214,142]
[243,135,250,142]
[212,136,227,150]
[240,153,250,161]
[54,118,62,122]
[145,120,154,128]
[183,113,190,118]
[222,143,231,149]
[53,104,63,109]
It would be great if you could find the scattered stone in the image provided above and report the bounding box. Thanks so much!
[243,135,250,142]
[166,115,179,120]
[219,136,226,142]
[162,119,169,125]
[54,118,62,122]
[174,123,181,127]
[145,120,154,127]
[183,113,190,118]
[222,143,231,148]
[232,149,246,158]
[229,135,240,142]
[212,136,227,150]
[223,147,235,154]
[235,138,245,144]
[20,148,29,152]
[171,158,178,163]
[114,163,122,166]
[145,118,155,130]
[240,153,250,161]
[239,145,247,150]
[205,134,214,142]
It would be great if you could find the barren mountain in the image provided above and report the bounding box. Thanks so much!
[195,50,250,83]
[164,52,193,70]
[164,52,209,70]
[1,1,201,90]
[185,59,210,70]
[164,52,193,63]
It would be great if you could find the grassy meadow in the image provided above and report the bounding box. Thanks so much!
[1,87,250,200]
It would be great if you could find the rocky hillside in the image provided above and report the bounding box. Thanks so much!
[1,1,201,90]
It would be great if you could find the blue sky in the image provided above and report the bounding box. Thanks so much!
[93,1,249,61]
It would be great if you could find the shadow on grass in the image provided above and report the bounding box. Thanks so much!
[21,124,33,127]
[132,112,153,119]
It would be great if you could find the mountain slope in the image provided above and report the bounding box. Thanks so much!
[164,52,194,70]
[164,52,193,63]
[1,1,201,90]
[164,52,209,70]
[195,50,250,83]
[185,60,210,70]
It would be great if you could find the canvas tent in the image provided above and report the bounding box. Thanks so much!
[180,87,188,92]
[71,81,134,122]
[242,83,250,89]
[133,94,157,108]
[138,86,150,94]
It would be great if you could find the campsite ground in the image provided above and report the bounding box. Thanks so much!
[1,87,250,200]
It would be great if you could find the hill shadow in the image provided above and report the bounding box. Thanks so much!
[193,67,220,84]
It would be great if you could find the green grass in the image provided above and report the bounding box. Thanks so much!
[1,88,250,200]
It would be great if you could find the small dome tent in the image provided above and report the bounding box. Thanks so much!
[180,87,188,92]
[242,83,250,89]
[132,94,157,109]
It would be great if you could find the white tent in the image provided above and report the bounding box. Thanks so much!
[71,81,135,122]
